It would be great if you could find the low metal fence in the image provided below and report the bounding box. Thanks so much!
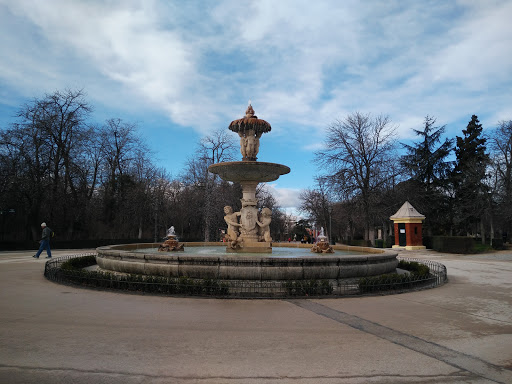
[44,253,447,298]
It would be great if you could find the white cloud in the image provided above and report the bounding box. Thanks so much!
[265,183,302,210]
[0,0,510,143]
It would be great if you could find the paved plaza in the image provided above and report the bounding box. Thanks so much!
[0,248,511,383]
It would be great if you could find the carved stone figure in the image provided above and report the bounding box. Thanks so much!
[257,207,272,242]
[224,206,241,248]
[158,225,184,252]
[310,236,334,253]
[238,129,263,161]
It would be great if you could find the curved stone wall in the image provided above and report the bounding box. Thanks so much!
[96,243,398,281]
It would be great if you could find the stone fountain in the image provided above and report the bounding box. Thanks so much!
[208,104,290,253]
[95,104,399,287]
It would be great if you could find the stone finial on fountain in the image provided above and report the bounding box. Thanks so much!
[245,104,255,118]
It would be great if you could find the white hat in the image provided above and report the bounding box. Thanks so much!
[41,222,46,227]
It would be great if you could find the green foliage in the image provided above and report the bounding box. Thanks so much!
[60,255,97,270]
[401,116,454,190]
[472,243,493,253]
[346,239,373,247]
[358,272,430,294]
[399,116,455,236]
[284,279,333,296]
[452,115,490,233]
[398,260,429,275]
[491,238,505,250]
[374,239,392,248]
[56,255,230,295]
[432,236,475,253]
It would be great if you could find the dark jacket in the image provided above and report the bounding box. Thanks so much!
[41,226,52,241]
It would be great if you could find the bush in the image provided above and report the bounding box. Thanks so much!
[432,236,475,254]
[284,279,333,296]
[55,255,230,296]
[358,272,431,294]
[398,260,430,276]
[491,238,505,250]
[347,239,372,247]
[422,236,433,249]
[60,255,97,270]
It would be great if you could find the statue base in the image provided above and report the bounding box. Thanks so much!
[226,241,272,253]
[158,237,184,252]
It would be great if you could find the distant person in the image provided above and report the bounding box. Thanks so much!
[33,222,52,259]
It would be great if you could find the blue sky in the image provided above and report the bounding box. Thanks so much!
[1,0,511,215]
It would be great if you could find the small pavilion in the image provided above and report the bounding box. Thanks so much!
[390,201,426,250]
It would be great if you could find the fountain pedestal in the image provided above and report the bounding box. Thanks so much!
[209,162,290,253]
[208,104,290,254]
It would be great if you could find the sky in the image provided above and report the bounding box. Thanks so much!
[1,0,511,215]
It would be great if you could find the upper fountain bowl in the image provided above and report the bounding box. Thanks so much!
[208,161,290,183]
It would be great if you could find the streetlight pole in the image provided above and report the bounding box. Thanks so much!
[328,205,333,245]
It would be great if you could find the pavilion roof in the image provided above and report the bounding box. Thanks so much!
[390,201,425,220]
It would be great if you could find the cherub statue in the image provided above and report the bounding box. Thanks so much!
[237,129,263,161]
[238,132,248,159]
[224,206,241,247]
[257,207,272,242]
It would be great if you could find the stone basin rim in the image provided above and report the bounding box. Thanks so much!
[208,161,291,182]
[95,243,399,280]
[96,242,396,260]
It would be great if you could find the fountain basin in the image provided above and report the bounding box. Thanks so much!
[96,243,398,281]
[208,161,290,182]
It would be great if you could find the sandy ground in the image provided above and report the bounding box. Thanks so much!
[0,247,511,384]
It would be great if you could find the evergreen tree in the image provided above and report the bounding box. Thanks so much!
[401,116,453,191]
[452,115,490,235]
[400,116,454,235]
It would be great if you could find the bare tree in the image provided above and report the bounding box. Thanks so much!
[0,89,93,239]
[97,118,152,237]
[489,120,512,241]
[315,112,398,242]
[298,178,332,239]
[183,128,237,241]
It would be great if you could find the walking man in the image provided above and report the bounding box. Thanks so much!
[33,222,52,259]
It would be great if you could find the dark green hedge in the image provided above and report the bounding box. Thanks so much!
[358,272,432,294]
[398,260,430,276]
[284,280,333,296]
[61,255,97,270]
[432,236,475,254]
[491,239,505,250]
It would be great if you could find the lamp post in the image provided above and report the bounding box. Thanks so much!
[328,205,333,245]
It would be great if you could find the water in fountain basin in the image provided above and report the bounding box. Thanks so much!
[134,246,356,258]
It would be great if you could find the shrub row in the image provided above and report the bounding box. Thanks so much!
[57,268,230,295]
[398,260,430,276]
[432,236,475,253]
[54,255,334,297]
[284,280,333,296]
[358,272,433,294]
[61,255,97,270]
